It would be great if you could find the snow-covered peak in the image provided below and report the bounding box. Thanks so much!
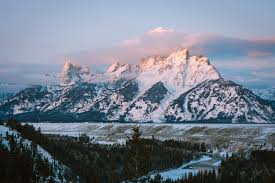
[105,62,138,79]
[1,48,274,123]
[138,49,190,72]
[106,62,122,73]
[138,55,165,71]
[136,48,221,96]
[166,48,190,63]
[58,49,219,87]
[190,55,210,64]
[58,49,220,90]
[59,61,92,85]
[186,55,221,82]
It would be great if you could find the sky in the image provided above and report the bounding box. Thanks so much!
[0,0,275,88]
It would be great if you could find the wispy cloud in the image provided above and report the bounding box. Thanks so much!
[248,50,272,58]
[2,27,275,87]
[64,27,275,87]
[148,27,175,34]
[66,27,275,65]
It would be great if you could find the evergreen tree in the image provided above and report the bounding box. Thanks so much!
[125,126,149,182]
[79,133,90,143]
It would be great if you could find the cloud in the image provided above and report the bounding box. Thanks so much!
[252,70,275,78]
[248,50,272,58]
[0,62,60,85]
[122,38,140,46]
[66,28,209,66]
[5,27,272,87]
[215,57,275,89]
[67,27,275,66]
[148,27,175,34]
[61,27,275,88]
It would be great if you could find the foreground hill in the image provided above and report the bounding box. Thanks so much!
[0,49,274,123]
[0,123,76,183]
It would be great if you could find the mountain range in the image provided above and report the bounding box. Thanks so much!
[0,83,34,103]
[0,48,274,123]
[252,88,275,107]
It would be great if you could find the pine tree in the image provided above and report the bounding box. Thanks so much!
[125,126,149,182]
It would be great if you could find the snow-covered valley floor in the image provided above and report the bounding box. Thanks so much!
[30,122,275,153]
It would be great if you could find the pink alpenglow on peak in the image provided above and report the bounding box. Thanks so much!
[138,55,166,71]
[134,48,221,95]
[106,62,122,73]
[166,48,190,63]
[59,49,220,88]
[1,48,274,123]
[59,61,92,85]
[105,62,139,79]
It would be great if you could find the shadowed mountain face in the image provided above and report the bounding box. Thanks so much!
[0,49,274,123]
[165,79,275,123]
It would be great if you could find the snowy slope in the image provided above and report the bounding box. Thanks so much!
[0,48,274,123]
[105,62,139,79]
[165,79,275,123]
[124,49,221,122]
[0,125,75,182]
[136,49,220,95]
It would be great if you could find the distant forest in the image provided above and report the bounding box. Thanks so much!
[0,119,275,183]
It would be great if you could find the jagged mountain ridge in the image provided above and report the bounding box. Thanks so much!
[252,88,275,101]
[0,49,274,123]
[165,79,275,123]
[0,83,33,103]
[252,88,275,109]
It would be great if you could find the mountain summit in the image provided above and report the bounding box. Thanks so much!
[0,49,274,123]
[59,61,92,84]
[136,48,221,95]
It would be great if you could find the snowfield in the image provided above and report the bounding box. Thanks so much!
[30,122,275,153]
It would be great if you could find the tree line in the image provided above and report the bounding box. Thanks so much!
[0,131,57,182]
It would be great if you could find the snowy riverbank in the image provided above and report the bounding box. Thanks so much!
[149,155,221,181]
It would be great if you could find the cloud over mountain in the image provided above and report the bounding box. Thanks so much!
[67,27,275,64]
[1,27,275,88]
[64,27,275,88]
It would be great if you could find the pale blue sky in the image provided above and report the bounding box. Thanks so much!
[0,0,275,87]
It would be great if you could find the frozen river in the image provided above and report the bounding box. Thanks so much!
[149,154,222,181]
